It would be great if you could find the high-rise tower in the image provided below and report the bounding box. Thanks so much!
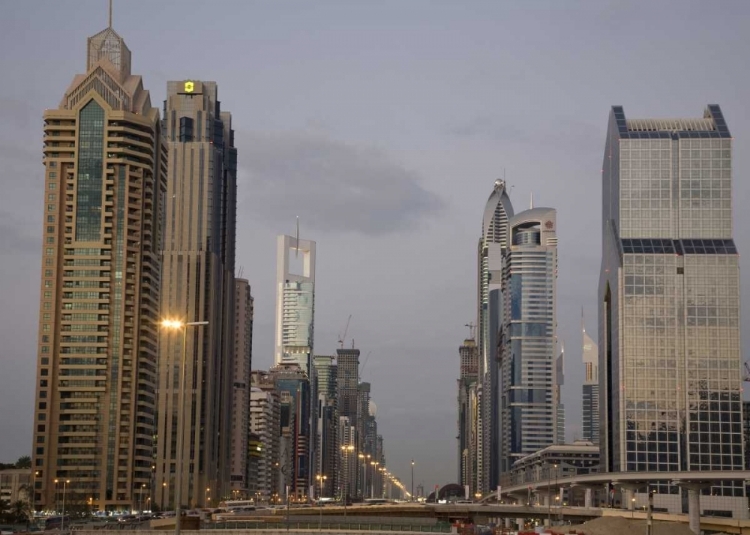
[499,207,558,472]
[477,179,514,492]
[599,105,744,511]
[32,22,167,512]
[581,313,599,444]
[231,279,253,495]
[155,80,237,507]
[457,336,478,489]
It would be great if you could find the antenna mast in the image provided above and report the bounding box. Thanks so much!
[108,0,113,28]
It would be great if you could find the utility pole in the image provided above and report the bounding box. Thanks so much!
[646,489,654,535]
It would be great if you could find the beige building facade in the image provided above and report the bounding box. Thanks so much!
[31,23,166,512]
[154,80,237,509]
[230,279,253,495]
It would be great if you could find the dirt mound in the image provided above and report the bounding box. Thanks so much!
[564,516,695,535]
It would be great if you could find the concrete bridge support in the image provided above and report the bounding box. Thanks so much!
[673,481,711,535]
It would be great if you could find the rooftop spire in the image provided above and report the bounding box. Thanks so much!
[109,0,113,28]
[530,192,534,209]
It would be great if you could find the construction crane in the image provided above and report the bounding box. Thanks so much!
[464,322,476,340]
[338,315,352,349]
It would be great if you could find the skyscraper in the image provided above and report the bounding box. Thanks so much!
[477,179,514,493]
[250,370,282,501]
[275,235,316,373]
[271,363,311,499]
[553,345,565,444]
[32,22,167,512]
[599,105,744,510]
[581,313,599,444]
[155,80,237,507]
[457,336,478,489]
[231,279,253,495]
[336,347,360,449]
[313,355,338,497]
[499,207,558,472]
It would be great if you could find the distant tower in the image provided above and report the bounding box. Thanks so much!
[499,207,558,471]
[581,312,599,444]
[275,235,316,373]
[457,335,478,490]
[477,179,514,493]
[554,343,565,444]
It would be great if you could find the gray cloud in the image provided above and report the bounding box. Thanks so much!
[236,131,445,235]
[0,211,39,254]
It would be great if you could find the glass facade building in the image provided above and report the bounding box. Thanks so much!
[582,316,600,444]
[599,106,744,503]
[499,207,558,472]
[476,179,514,493]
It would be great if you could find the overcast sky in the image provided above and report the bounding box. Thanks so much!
[1,0,750,491]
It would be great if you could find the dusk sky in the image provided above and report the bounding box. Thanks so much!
[1,0,750,491]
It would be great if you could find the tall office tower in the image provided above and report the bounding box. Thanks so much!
[457,336,479,489]
[249,387,280,501]
[155,80,237,508]
[32,21,167,512]
[275,235,316,372]
[743,401,750,470]
[477,179,514,492]
[338,416,357,499]
[313,355,338,497]
[599,105,745,512]
[270,363,311,499]
[499,207,558,472]
[553,345,565,444]
[357,380,372,486]
[581,313,599,444]
[230,279,253,495]
[336,348,360,431]
[251,370,282,500]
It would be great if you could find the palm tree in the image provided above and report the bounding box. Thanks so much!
[9,500,31,525]
[0,499,10,523]
[14,456,31,469]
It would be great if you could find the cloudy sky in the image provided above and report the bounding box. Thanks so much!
[1,0,750,490]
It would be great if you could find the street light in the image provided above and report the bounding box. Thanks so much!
[410,460,415,502]
[54,479,70,532]
[161,318,209,535]
[138,483,146,513]
[315,474,327,530]
[205,488,210,507]
[340,445,354,516]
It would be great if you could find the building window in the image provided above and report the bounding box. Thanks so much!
[75,100,105,241]
[37,425,45,433]
[45,248,54,256]
[47,216,55,223]
[47,204,55,212]
[42,325,50,332]
[48,194,56,201]
[41,358,49,365]
[47,226,55,234]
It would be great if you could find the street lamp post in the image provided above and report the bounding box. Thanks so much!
[161,319,208,535]
[55,479,70,532]
[341,445,354,516]
[315,474,327,530]
[410,460,414,502]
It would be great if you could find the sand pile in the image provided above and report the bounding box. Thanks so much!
[561,516,696,535]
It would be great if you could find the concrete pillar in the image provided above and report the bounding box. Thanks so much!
[504,517,511,529]
[516,518,524,531]
[584,488,592,508]
[687,487,700,535]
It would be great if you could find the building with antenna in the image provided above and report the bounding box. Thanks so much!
[476,179,514,494]
[554,344,565,444]
[275,234,316,374]
[31,14,167,512]
[498,206,559,472]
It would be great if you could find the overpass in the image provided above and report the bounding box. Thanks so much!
[235,501,750,534]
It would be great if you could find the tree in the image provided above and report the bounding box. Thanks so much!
[0,499,9,523]
[8,500,31,524]
[15,456,31,469]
